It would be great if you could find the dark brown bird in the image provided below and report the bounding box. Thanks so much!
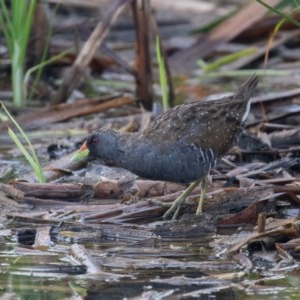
[72,75,258,219]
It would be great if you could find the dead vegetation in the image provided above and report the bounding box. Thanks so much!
[0,0,300,298]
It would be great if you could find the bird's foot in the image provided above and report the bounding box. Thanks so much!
[149,199,172,208]
[149,198,184,220]
[150,180,203,220]
[162,199,184,220]
[163,180,201,220]
[195,178,208,215]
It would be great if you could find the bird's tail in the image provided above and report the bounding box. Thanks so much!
[234,74,258,101]
[234,74,258,123]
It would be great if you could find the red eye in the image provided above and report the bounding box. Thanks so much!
[91,137,97,145]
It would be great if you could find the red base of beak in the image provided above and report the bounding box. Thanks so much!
[79,141,88,151]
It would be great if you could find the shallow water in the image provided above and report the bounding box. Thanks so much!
[0,232,299,299]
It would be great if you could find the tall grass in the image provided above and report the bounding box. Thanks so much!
[0,0,37,107]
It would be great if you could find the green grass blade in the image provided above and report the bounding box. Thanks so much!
[155,36,169,111]
[25,48,73,100]
[0,0,37,106]
[7,127,43,181]
[1,102,45,182]
[0,0,14,55]
[1,101,37,159]
[198,47,257,72]
[256,0,300,27]
[198,69,290,79]
[19,0,37,65]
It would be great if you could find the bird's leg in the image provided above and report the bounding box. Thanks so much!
[196,176,208,215]
[163,179,201,220]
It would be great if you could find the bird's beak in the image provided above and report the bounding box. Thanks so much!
[70,141,90,162]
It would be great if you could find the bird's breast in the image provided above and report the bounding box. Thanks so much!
[121,140,217,183]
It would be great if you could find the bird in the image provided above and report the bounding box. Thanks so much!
[71,74,258,219]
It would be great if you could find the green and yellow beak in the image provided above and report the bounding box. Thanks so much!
[70,141,89,162]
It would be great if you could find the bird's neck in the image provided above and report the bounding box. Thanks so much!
[99,131,139,167]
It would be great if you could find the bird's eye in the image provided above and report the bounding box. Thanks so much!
[91,137,98,145]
